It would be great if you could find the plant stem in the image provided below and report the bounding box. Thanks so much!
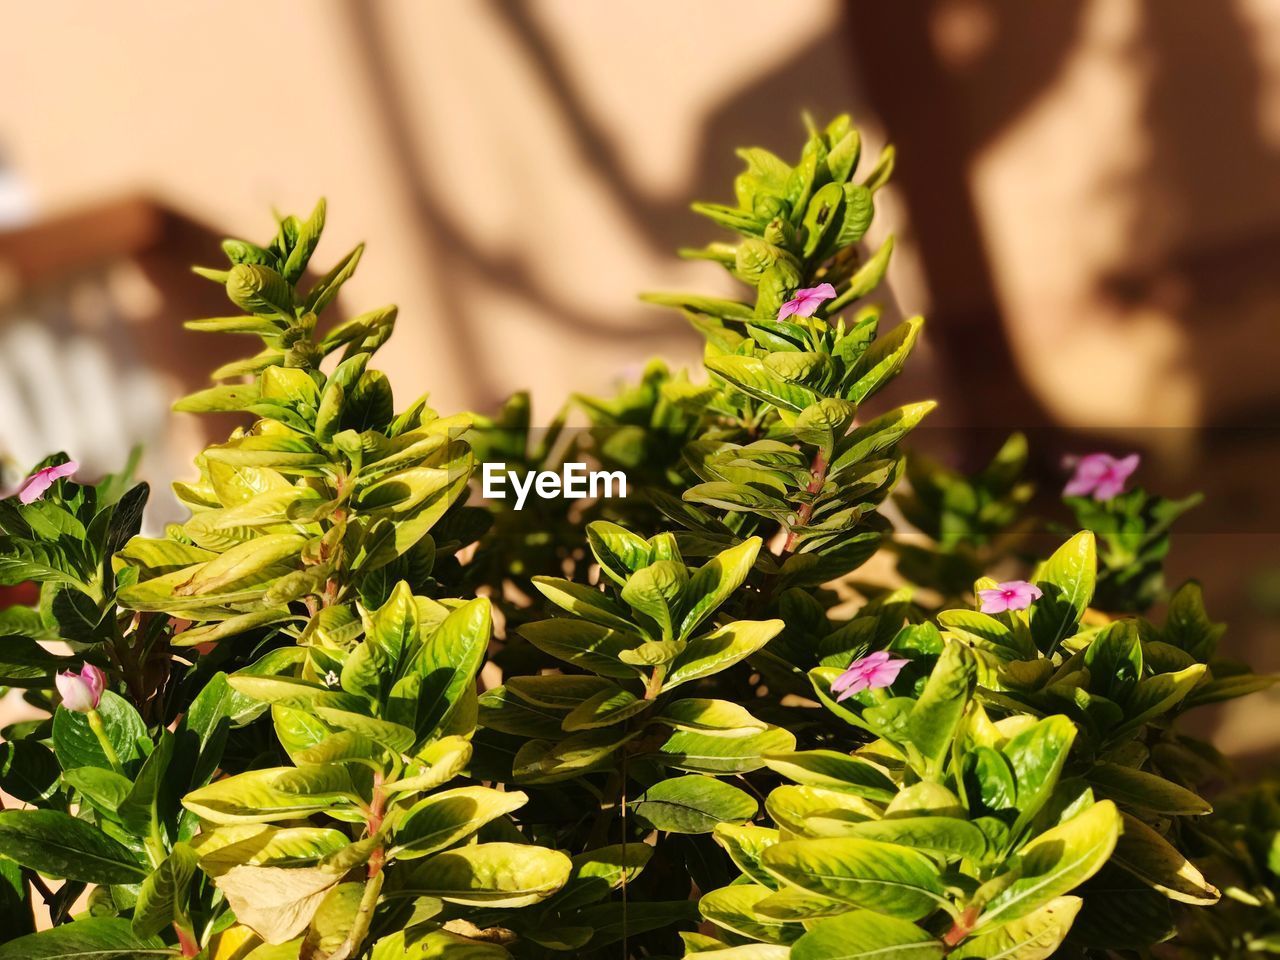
[782,448,829,555]
[942,904,980,948]
[643,665,666,700]
[366,772,387,879]
[587,770,625,849]
[86,709,124,775]
[173,922,200,958]
[341,871,385,959]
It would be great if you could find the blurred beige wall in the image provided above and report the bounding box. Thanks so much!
[1,0,896,417]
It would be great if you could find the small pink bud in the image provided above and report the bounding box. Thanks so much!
[55,663,106,713]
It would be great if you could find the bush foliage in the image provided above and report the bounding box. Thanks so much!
[0,117,1273,960]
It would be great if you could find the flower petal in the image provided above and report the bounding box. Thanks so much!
[777,299,802,321]
[17,473,54,505]
[835,675,871,702]
[978,589,1009,614]
[1112,453,1140,481]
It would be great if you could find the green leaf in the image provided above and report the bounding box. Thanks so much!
[391,787,527,860]
[845,316,922,404]
[664,619,784,691]
[1028,533,1095,653]
[792,910,944,960]
[305,243,365,314]
[1114,665,1206,736]
[517,620,642,679]
[369,579,420,665]
[657,726,796,775]
[678,538,762,640]
[938,609,1031,660]
[173,673,233,793]
[976,800,1120,931]
[908,641,974,770]
[190,824,348,875]
[476,687,566,739]
[700,883,801,944]
[1086,763,1211,816]
[0,539,80,587]
[762,750,897,802]
[547,843,653,913]
[765,785,883,838]
[795,398,859,454]
[632,775,758,834]
[561,685,649,732]
[951,896,1081,960]
[1161,581,1224,660]
[586,522,653,587]
[62,766,132,815]
[620,561,687,639]
[132,843,198,937]
[410,597,491,737]
[402,842,571,907]
[281,198,325,282]
[655,698,768,735]
[0,918,173,959]
[0,739,61,804]
[313,708,416,752]
[504,674,615,710]
[183,765,361,824]
[530,577,637,634]
[119,730,174,835]
[301,881,365,960]
[705,355,820,413]
[1112,812,1218,905]
[836,817,990,861]
[370,929,511,959]
[513,727,638,783]
[761,836,948,919]
[1002,716,1077,830]
[225,263,293,317]
[713,823,780,888]
[0,810,146,883]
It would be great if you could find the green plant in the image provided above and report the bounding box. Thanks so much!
[0,206,571,959]
[687,547,1266,957]
[0,116,1272,960]
[1064,485,1202,613]
[1179,778,1280,958]
[891,433,1035,603]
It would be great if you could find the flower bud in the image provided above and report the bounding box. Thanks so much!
[55,663,106,713]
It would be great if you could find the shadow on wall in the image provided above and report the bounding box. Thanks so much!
[340,0,875,413]
[850,0,1280,436]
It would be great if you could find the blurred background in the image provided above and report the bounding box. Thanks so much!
[1,0,1278,758]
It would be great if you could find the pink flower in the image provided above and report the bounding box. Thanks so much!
[777,283,837,321]
[17,461,79,505]
[831,650,910,701]
[978,580,1043,615]
[1063,453,1139,501]
[55,663,106,713]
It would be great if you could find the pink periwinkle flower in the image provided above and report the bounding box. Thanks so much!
[777,283,837,321]
[55,663,106,713]
[979,580,1043,615]
[17,461,79,505]
[831,650,910,702]
[1062,452,1139,502]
